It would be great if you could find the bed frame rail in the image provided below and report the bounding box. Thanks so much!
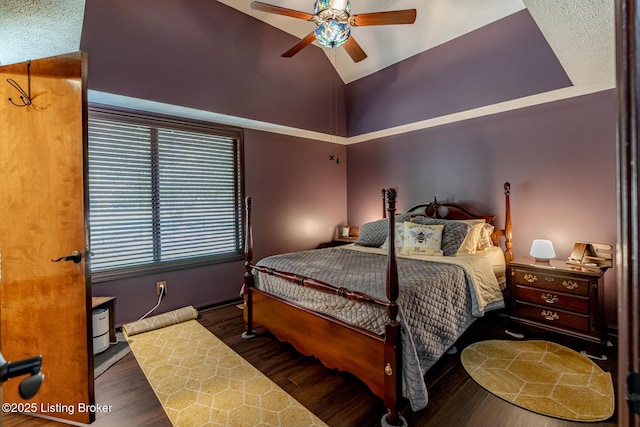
[250,264,390,307]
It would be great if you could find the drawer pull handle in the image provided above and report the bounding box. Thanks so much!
[524,274,538,283]
[541,310,559,321]
[541,293,559,304]
[562,280,579,290]
[385,363,393,376]
[545,277,555,282]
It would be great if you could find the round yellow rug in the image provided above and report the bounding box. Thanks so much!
[460,340,614,422]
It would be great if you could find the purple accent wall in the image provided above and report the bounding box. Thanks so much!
[346,89,618,325]
[94,129,347,325]
[93,261,246,326]
[243,130,347,261]
[345,10,572,137]
[80,0,346,136]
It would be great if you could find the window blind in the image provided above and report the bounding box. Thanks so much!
[87,108,243,280]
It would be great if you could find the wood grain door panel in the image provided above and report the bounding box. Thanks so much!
[0,52,94,425]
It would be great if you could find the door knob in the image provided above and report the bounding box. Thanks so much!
[51,250,82,264]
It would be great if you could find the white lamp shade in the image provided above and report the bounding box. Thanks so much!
[530,239,556,262]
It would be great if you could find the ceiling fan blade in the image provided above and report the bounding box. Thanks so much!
[350,9,417,26]
[250,1,314,21]
[282,32,317,58]
[342,36,367,63]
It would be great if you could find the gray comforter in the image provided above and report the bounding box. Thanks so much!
[253,245,504,411]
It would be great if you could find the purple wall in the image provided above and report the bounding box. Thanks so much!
[345,10,572,136]
[347,89,618,325]
[243,130,348,261]
[80,0,346,136]
[92,261,245,325]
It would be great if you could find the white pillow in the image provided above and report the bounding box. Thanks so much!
[400,222,444,256]
[457,221,485,255]
[476,223,496,251]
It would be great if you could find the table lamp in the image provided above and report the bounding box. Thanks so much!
[530,239,556,266]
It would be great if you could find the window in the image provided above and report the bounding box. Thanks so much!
[87,107,244,281]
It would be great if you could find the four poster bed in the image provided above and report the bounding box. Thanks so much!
[242,183,513,426]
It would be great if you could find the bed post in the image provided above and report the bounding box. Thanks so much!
[503,182,514,263]
[242,196,257,339]
[382,188,405,427]
[382,188,387,218]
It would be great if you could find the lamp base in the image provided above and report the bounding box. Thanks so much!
[530,259,555,268]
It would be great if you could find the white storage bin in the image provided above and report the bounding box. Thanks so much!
[92,308,109,354]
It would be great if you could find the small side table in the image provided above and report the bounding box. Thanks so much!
[92,296,116,344]
[317,237,359,248]
[333,237,359,245]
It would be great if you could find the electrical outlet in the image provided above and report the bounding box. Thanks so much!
[156,281,167,296]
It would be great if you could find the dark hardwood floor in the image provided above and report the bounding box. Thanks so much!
[3,303,618,427]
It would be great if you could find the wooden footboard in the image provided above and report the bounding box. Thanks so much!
[245,290,386,397]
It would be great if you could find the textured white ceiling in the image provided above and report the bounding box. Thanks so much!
[523,0,615,91]
[0,0,86,66]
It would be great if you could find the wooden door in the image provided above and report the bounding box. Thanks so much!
[0,52,94,424]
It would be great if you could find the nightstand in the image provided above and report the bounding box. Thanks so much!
[317,226,360,248]
[505,258,607,349]
[316,237,358,248]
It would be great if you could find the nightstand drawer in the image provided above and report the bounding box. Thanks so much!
[515,302,589,332]
[514,285,589,312]
[512,270,589,296]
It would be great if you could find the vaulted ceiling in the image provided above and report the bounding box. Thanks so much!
[1,1,614,86]
[0,0,616,142]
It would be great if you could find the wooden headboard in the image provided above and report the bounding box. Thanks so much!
[381,182,513,263]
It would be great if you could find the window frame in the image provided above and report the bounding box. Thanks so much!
[87,105,245,283]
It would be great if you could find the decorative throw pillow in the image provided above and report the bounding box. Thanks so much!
[355,213,412,248]
[355,218,388,247]
[400,222,444,256]
[476,223,495,251]
[410,217,471,256]
[380,220,406,251]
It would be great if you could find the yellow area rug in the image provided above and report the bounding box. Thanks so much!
[461,340,614,422]
[125,319,327,427]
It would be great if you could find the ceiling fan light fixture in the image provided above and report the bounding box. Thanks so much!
[314,20,351,48]
[250,0,414,62]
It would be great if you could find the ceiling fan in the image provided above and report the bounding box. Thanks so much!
[250,0,417,63]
